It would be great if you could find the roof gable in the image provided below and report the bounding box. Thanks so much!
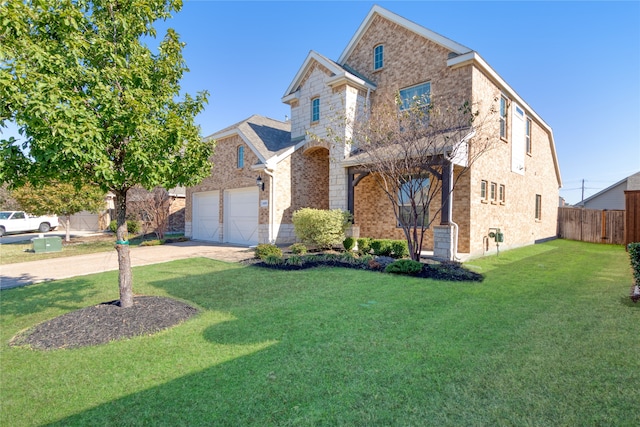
[207,115,293,166]
[337,5,471,65]
[282,51,376,102]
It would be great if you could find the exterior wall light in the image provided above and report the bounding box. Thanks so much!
[256,175,264,191]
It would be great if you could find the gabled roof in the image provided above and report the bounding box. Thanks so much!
[207,115,294,167]
[337,4,472,64]
[282,51,376,102]
[576,171,640,207]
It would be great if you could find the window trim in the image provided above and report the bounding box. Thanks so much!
[237,145,244,169]
[480,180,488,202]
[373,44,384,70]
[398,82,431,111]
[311,97,320,123]
[397,175,430,228]
[535,194,542,220]
[525,117,532,155]
[500,95,509,141]
[499,184,505,204]
[490,182,497,203]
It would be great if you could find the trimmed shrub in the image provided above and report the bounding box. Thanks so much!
[357,237,372,255]
[628,242,640,284]
[255,244,283,260]
[264,255,284,266]
[385,259,424,275]
[290,243,307,255]
[109,219,141,235]
[286,255,304,266]
[343,237,356,251]
[390,240,409,258]
[292,208,352,249]
[371,239,393,257]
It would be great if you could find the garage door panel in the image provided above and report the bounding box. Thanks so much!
[225,187,258,246]
[193,191,220,242]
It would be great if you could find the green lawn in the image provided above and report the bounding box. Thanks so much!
[1,239,638,426]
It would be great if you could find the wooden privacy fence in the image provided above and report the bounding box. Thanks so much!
[625,190,640,245]
[557,207,625,245]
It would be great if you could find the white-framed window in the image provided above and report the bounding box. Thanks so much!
[500,96,508,140]
[490,182,497,202]
[398,82,431,111]
[374,44,384,70]
[311,97,320,122]
[480,180,488,200]
[526,118,532,154]
[398,176,430,228]
[237,145,244,168]
[535,194,542,220]
[499,184,505,204]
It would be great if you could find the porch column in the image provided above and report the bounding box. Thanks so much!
[440,159,453,225]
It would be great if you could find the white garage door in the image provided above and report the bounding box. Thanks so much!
[192,191,220,242]
[224,187,259,246]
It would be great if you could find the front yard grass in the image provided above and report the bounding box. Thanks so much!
[1,239,638,426]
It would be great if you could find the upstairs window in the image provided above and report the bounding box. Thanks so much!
[399,82,431,111]
[500,96,508,139]
[526,118,532,154]
[499,184,505,204]
[237,145,244,168]
[490,182,497,202]
[374,44,384,70]
[311,97,320,122]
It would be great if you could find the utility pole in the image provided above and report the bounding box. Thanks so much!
[581,179,585,205]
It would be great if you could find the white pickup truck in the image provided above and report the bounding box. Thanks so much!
[0,211,59,237]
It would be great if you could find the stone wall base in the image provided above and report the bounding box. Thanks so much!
[433,225,455,261]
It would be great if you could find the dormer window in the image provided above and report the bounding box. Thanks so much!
[237,145,244,168]
[374,44,384,70]
[311,97,320,123]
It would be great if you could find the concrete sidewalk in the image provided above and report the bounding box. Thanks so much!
[0,241,255,290]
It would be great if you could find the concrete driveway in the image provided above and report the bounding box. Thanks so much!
[0,241,255,290]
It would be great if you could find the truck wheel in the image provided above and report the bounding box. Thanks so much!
[39,223,51,233]
[0,226,5,237]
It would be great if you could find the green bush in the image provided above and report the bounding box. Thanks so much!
[385,259,424,275]
[290,243,307,255]
[108,219,141,235]
[140,239,163,246]
[286,255,304,266]
[390,240,409,258]
[628,242,640,284]
[255,244,283,260]
[343,237,356,251]
[264,255,284,266]
[371,239,393,257]
[357,237,372,255]
[292,208,352,249]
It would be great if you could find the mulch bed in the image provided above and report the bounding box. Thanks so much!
[10,296,198,350]
[244,256,484,282]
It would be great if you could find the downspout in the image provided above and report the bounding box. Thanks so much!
[263,167,275,244]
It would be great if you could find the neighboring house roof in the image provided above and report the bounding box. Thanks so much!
[207,115,297,168]
[334,5,562,188]
[282,51,377,102]
[576,171,640,210]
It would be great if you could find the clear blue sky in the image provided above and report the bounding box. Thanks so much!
[4,1,640,204]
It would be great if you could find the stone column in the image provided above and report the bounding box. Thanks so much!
[433,224,454,261]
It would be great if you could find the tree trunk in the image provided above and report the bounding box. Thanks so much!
[64,216,71,242]
[114,190,134,308]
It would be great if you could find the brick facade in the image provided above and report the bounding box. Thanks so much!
[186,6,560,257]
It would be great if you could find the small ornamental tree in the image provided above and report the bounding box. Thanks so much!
[1,0,214,308]
[13,181,105,242]
[320,93,498,261]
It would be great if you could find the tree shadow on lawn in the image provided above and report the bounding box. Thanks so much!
[43,266,482,426]
[0,276,103,317]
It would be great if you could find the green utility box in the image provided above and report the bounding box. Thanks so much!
[32,236,63,253]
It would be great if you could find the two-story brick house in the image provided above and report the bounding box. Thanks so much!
[186,5,561,259]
